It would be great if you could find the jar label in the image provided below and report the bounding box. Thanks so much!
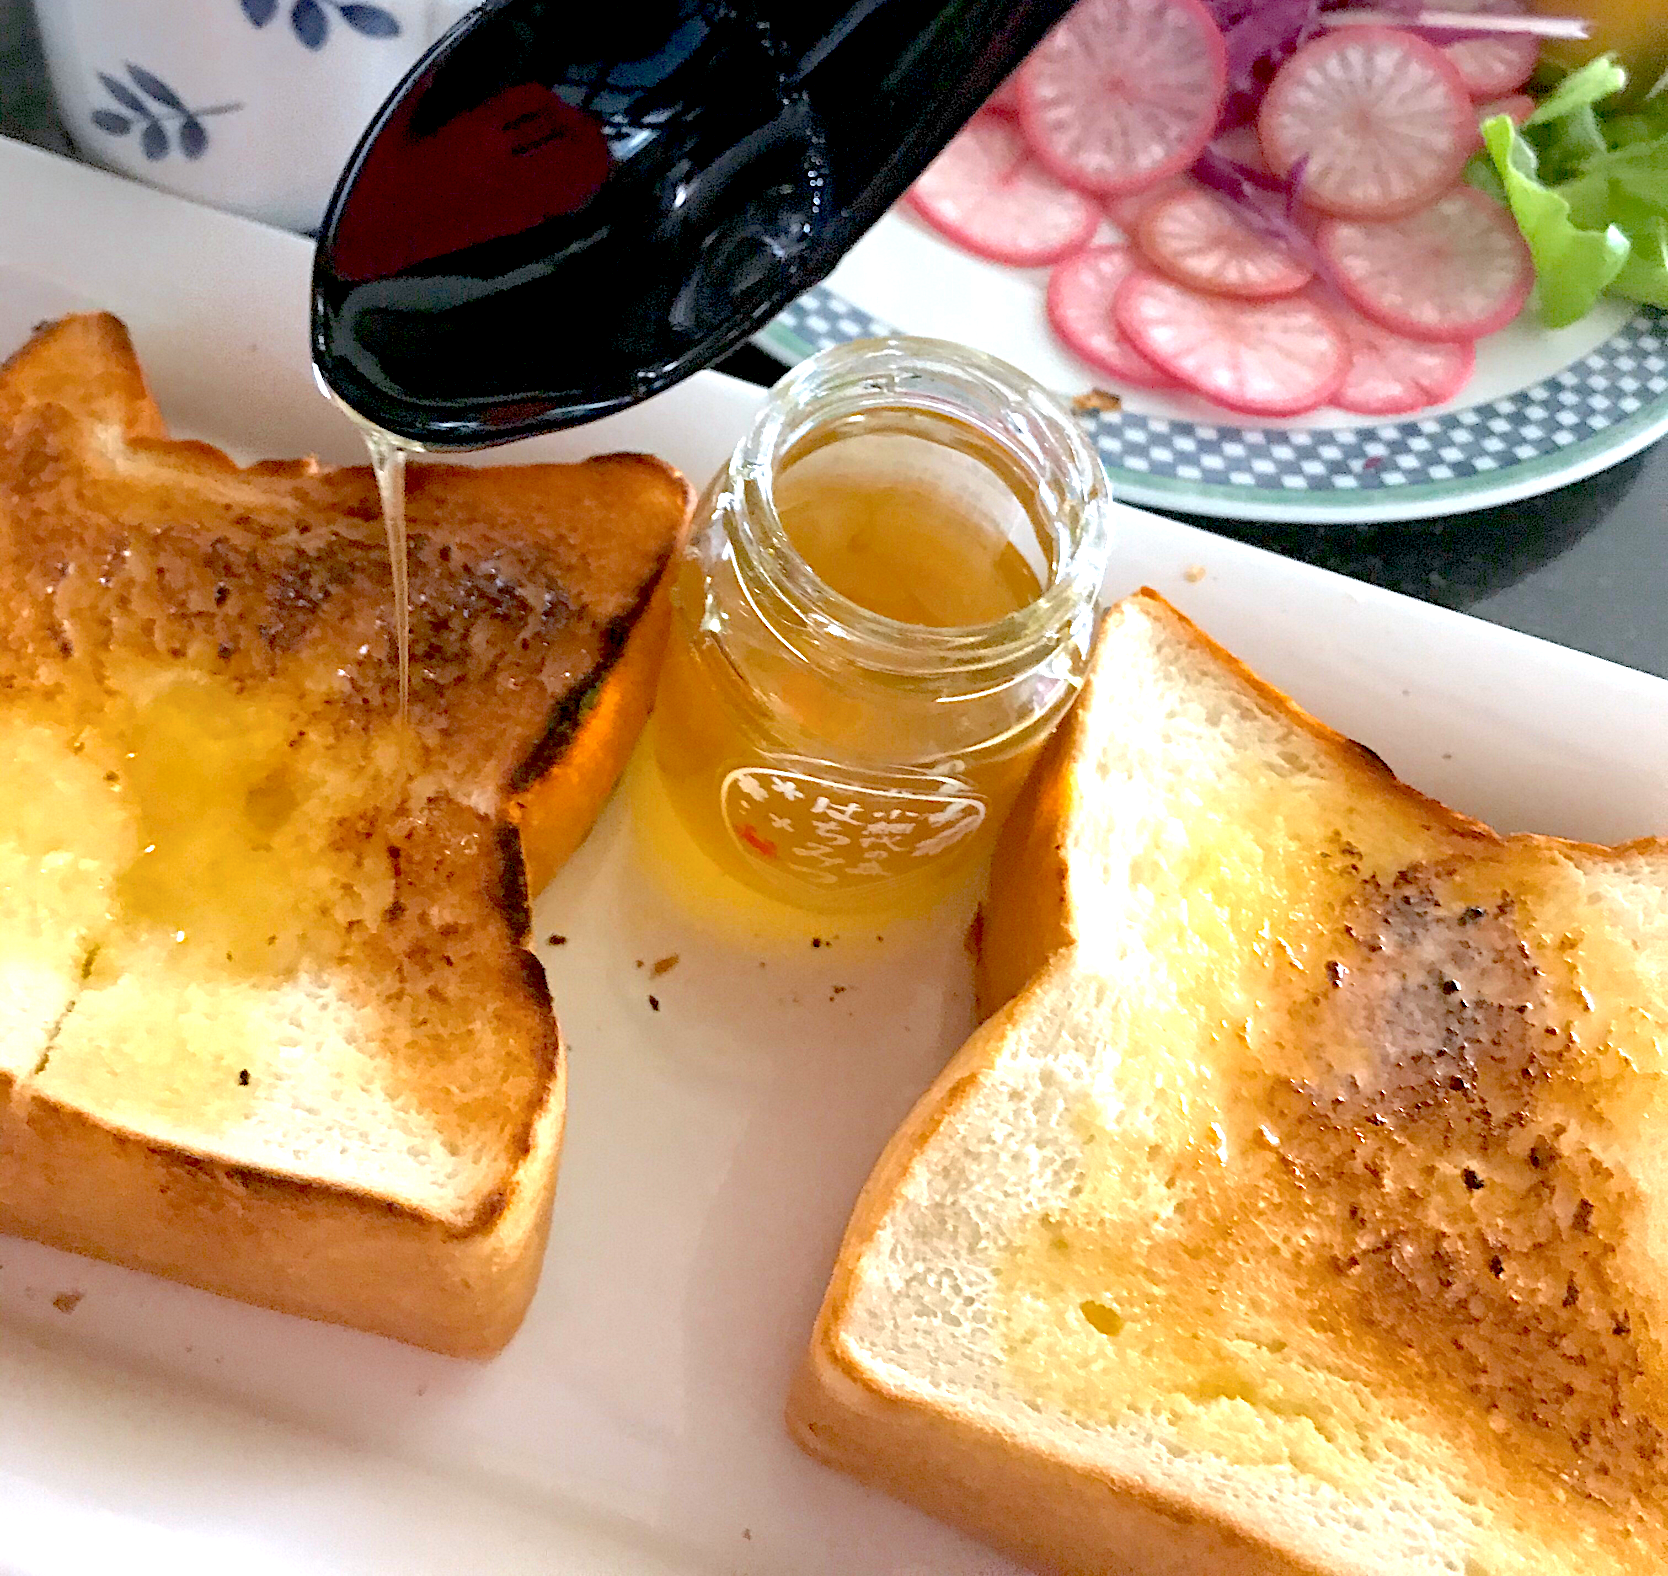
[720,767,986,887]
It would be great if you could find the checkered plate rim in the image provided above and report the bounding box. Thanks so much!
[757,287,1668,525]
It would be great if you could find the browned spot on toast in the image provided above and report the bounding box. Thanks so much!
[1267,867,1663,1513]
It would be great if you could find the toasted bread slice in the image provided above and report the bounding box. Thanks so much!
[791,590,1668,1574]
[0,314,692,1355]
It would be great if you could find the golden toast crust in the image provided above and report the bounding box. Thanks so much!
[795,590,1668,1573]
[0,314,692,1352]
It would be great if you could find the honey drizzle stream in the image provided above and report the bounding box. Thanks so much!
[363,429,412,718]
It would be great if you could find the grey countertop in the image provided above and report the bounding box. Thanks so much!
[4,0,1663,679]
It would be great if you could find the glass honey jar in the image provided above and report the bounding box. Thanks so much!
[648,337,1113,915]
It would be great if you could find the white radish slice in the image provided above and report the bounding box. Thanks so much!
[907,113,1100,266]
[1047,246,1182,387]
[1018,0,1228,197]
[1475,91,1534,126]
[1438,0,1540,98]
[1317,187,1534,341]
[1136,186,1314,299]
[1105,174,1192,235]
[1258,28,1475,219]
[1114,270,1350,416]
[1446,32,1540,97]
[1328,296,1476,414]
[1469,92,1534,152]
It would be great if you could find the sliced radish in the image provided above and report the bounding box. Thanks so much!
[984,71,1024,117]
[1114,270,1349,416]
[907,113,1100,266]
[1018,0,1228,197]
[1327,297,1475,414]
[1047,246,1181,388]
[1136,186,1313,299]
[1475,92,1534,127]
[1447,33,1540,97]
[1258,28,1475,220]
[1317,187,1534,341]
[1439,0,1540,98]
[1105,174,1192,235]
[1469,92,1534,152]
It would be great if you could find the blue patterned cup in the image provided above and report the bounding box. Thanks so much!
[33,0,478,232]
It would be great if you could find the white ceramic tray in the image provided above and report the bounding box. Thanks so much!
[2,137,1667,1576]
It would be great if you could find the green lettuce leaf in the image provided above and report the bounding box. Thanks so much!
[1480,54,1668,326]
[1525,56,1630,129]
[1482,115,1631,327]
[1612,219,1668,307]
[1607,196,1668,308]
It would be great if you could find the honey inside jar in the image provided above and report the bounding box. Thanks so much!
[774,430,1042,627]
[646,338,1112,916]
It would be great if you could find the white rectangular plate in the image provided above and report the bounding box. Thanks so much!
[2,137,1666,1576]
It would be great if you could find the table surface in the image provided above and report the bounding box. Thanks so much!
[4,0,1662,680]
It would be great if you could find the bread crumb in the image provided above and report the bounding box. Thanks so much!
[546,933,568,946]
[832,985,846,997]
[53,1291,83,1315]
[634,958,644,969]
[811,937,824,948]
[1183,565,1207,584]
[1072,388,1122,413]
[238,1069,250,1087]
[648,994,660,1012]
[742,1529,752,1541]
[651,954,679,977]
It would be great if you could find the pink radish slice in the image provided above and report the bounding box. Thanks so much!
[1439,0,1540,98]
[1047,246,1181,387]
[1258,28,1475,219]
[1481,92,1527,123]
[1137,186,1313,299]
[1113,270,1349,416]
[984,72,1024,117]
[907,113,1100,266]
[1017,0,1228,197]
[1446,33,1540,97]
[1317,187,1534,341]
[1476,92,1534,126]
[1105,174,1192,234]
[1469,92,1534,152]
[1328,298,1475,414]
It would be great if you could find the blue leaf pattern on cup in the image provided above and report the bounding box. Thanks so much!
[97,71,149,116]
[338,4,401,37]
[126,64,187,111]
[240,0,402,47]
[291,0,328,48]
[91,65,242,162]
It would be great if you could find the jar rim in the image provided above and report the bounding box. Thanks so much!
[724,336,1113,677]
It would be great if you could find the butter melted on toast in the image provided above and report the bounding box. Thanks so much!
[999,763,1668,1568]
[804,589,1668,1576]
[0,314,684,1229]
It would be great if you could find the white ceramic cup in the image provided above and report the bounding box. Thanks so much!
[33,0,479,232]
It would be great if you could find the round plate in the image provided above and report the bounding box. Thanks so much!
[758,210,1668,524]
